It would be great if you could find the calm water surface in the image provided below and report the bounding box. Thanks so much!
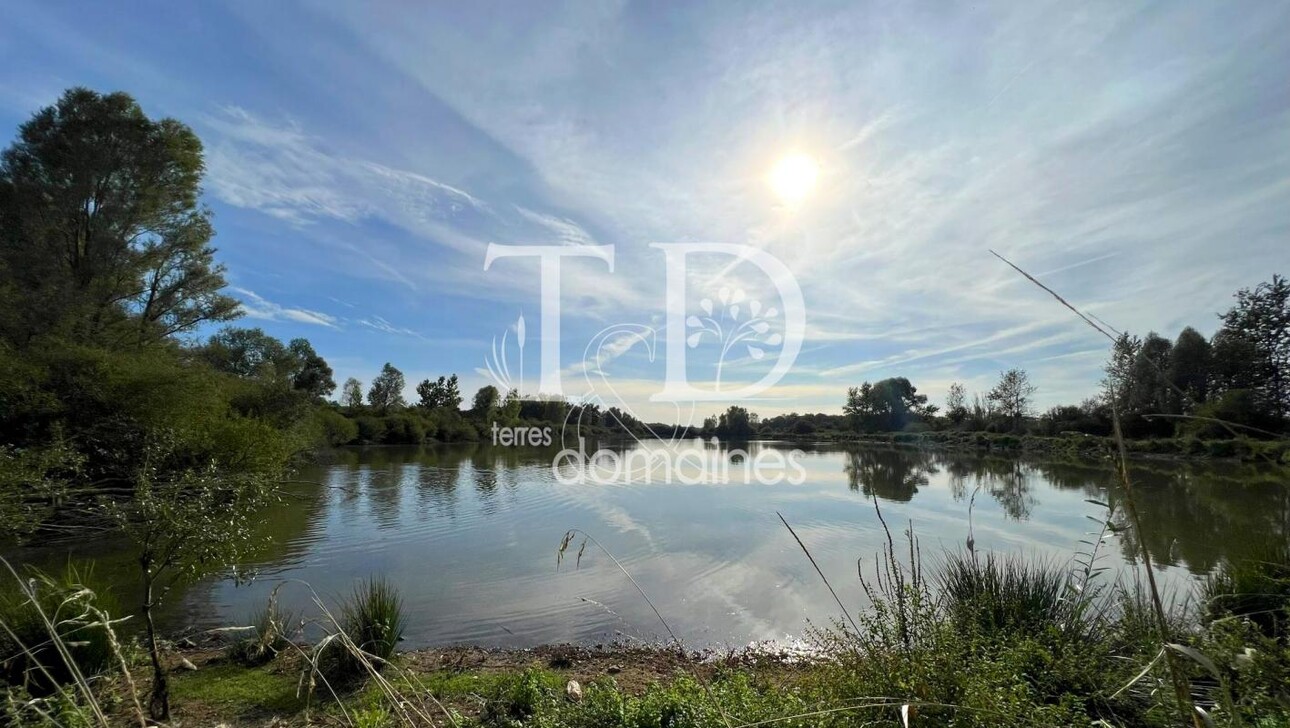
[18,442,1290,649]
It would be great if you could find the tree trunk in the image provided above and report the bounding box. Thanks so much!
[142,573,169,721]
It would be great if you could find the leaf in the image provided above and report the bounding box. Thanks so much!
[686,315,702,328]
[766,333,783,346]
[719,287,731,304]
[1085,498,1110,508]
[765,307,779,318]
[732,289,746,304]
[687,332,703,348]
[1167,643,1220,679]
[730,304,740,320]
[516,313,527,349]
[700,298,713,315]
[747,346,765,360]
[752,321,770,334]
[749,300,762,317]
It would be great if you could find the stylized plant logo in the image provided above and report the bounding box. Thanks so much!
[684,287,784,389]
[481,312,526,392]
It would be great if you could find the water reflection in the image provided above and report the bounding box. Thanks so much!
[6,442,1285,649]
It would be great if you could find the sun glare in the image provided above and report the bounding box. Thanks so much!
[767,153,819,205]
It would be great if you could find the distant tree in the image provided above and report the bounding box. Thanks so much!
[716,405,754,438]
[1211,328,1262,395]
[987,369,1036,430]
[1168,326,1212,411]
[200,327,291,378]
[341,377,364,408]
[0,88,239,347]
[1102,333,1142,413]
[500,389,523,424]
[471,385,500,418]
[367,363,406,412]
[287,338,335,399]
[945,382,968,425]
[416,374,463,411]
[845,378,932,432]
[1217,274,1289,421]
[199,328,334,399]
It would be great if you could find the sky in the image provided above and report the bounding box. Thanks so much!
[2,1,1288,423]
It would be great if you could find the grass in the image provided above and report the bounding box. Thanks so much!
[336,576,407,676]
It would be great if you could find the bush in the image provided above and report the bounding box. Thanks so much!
[381,414,426,445]
[313,408,359,446]
[1204,544,1290,640]
[0,563,117,693]
[354,417,386,445]
[937,552,1073,640]
[338,577,406,674]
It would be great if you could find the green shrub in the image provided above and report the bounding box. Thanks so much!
[1204,544,1290,640]
[354,417,386,444]
[313,408,358,446]
[0,563,117,693]
[338,577,406,675]
[381,415,426,445]
[937,552,1073,640]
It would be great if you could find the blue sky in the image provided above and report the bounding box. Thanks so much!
[3,1,1288,422]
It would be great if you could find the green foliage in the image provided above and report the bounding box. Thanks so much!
[1204,543,1290,640]
[0,562,117,693]
[313,407,359,447]
[0,88,238,347]
[354,416,387,444]
[937,552,1074,640]
[381,414,426,445]
[339,577,407,672]
[367,363,406,413]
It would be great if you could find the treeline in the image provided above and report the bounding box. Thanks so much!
[318,364,647,446]
[727,275,1290,442]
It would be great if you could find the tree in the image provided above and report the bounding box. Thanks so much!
[845,378,932,432]
[471,385,500,418]
[341,377,364,408]
[0,88,238,347]
[1168,326,1212,411]
[367,363,406,412]
[287,338,335,399]
[200,327,291,379]
[102,433,285,720]
[987,369,1035,430]
[1218,275,1290,421]
[945,382,968,425]
[416,374,462,411]
[716,405,754,438]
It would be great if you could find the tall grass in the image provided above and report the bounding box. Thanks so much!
[340,576,407,671]
[937,552,1072,639]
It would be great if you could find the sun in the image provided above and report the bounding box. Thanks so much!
[767,153,819,204]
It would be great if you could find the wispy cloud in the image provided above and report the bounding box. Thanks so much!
[234,288,338,328]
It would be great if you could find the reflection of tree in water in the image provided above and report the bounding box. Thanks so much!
[942,456,1037,521]
[1109,463,1290,575]
[842,447,937,502]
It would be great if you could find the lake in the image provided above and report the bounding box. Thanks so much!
[14,441,1289,649]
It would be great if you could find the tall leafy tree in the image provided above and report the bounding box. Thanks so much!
[367,363,406,412]
[1217,275,1289,420]
[0,88,238,346]
[1168,326,1212,411]
[286,338,335,399]
[845,377,932,432]
[341,377,364,408]
[471,385,500,418]
[945,382,968,425]
[987,368,1036,430]
[416,374,462,410]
